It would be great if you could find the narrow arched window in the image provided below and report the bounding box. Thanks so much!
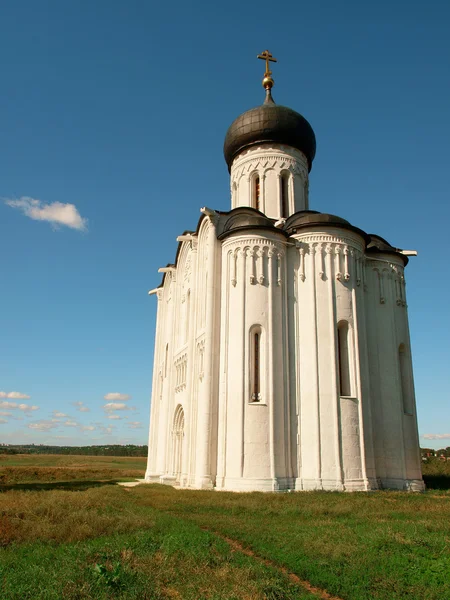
[185,290,190,344]
[337,321,351,396]
[254,332,260,398]
[232,182,237,206]
[250,326,262,402]
[254,176,260,210]
[165,343,169,378]
[399,344,413,414]
[281,173,289,218]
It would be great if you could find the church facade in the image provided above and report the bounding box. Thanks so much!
[145,53,424,492]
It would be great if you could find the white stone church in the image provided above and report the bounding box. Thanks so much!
[145,52,424,492]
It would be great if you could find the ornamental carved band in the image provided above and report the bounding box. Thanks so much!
[295,235,364,284]
[231,147,309,183]
[224,238,285,287]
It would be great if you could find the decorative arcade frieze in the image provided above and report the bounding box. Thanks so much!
[224,238,285,287]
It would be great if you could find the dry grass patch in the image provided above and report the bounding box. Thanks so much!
[0,486,152,545]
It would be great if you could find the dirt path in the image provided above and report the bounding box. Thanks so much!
[202,527,343,600]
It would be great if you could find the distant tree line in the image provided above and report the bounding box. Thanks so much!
[0,444,148,457]
[421,447,450,459]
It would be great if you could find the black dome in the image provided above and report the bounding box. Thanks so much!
[223,97,316,172]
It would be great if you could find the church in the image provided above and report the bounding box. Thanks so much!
[145,51,424,492]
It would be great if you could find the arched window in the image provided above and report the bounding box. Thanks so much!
[171,404,185,481]
[250,325,262,402]
[254,175,260,210]
[281,172,289,218]
[337,321,351,396]
[185,290,190,344]
[399,344,413,414]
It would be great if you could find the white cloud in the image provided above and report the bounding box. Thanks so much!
[97,424,114,435]
[0,391,30,399]
[63,420,78,427]
[107,414,122,420]
[81,425,95,431]
[103,402,130,412]
[422,433,450,441]
[19,404,39,412]
[5,197,87,231]
[0,411,12,416]
[0,401,39,411]
[52,411,68,418]
[128,421,142,429]
[0,418,7,424]
[103,393,131,401]
[72,402,90,413]
[28,420,59,431]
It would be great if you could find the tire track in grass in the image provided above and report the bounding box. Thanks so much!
[201,527,344,600]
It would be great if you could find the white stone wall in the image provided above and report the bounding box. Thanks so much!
[145,215,222,489]
[364,254,424,490]
[216,229,290,491]
[230,144,309,218]
[289,227,373,491]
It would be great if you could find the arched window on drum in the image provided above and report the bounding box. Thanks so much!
[251,172,261,211]
[337,321,352,397]
[280,171,290,218]
[250,325,263,402]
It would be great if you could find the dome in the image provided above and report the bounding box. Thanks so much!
[218,207,283,240]
[284,210,368,242]
[223,94,316,172]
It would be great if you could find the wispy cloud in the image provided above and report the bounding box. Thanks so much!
[107,414,123,420]
[5,197,87,231]
[0,411,12,417]
[422,433,450,440]
[0,418,8,424]
[52,411,68,418]
[63,420,78,427]
[0,401,39,412]
[96,424,114,435]
[28,420,59,431]
[103,393,131,402]
[128,421,142,429]
[72,401,90,413]
[103,402,130,412]
[0,391,30,399]
[81,425,95,432]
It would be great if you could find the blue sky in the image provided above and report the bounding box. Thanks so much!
[1,0,449,449]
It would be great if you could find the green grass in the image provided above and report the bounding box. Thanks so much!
[0,486,315,599]
[0,453,146,470]
[0,453,146,486]
[1,457,449,599]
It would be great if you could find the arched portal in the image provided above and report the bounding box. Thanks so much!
[171,405,185,483]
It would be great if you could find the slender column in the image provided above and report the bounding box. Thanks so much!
[157,276,175,477]
[267,248,275,483]
[146,289,164,479]
[312,244,322,484]
[195,219,218,488]
[352,276,373,490]
[216,248,231,487]
[182,242,198,486]
[325,244,343,488]
[282,250,293,484]
[239,248,246,477]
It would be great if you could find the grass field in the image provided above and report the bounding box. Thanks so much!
[0,454,146,488]
[1,455,449,599]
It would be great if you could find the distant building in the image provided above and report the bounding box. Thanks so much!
[145,52,424,492]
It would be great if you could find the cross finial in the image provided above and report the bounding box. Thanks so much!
[257,50,277,101]
[257,49,277,77]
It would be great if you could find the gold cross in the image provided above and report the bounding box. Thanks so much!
[257,50,277,75]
